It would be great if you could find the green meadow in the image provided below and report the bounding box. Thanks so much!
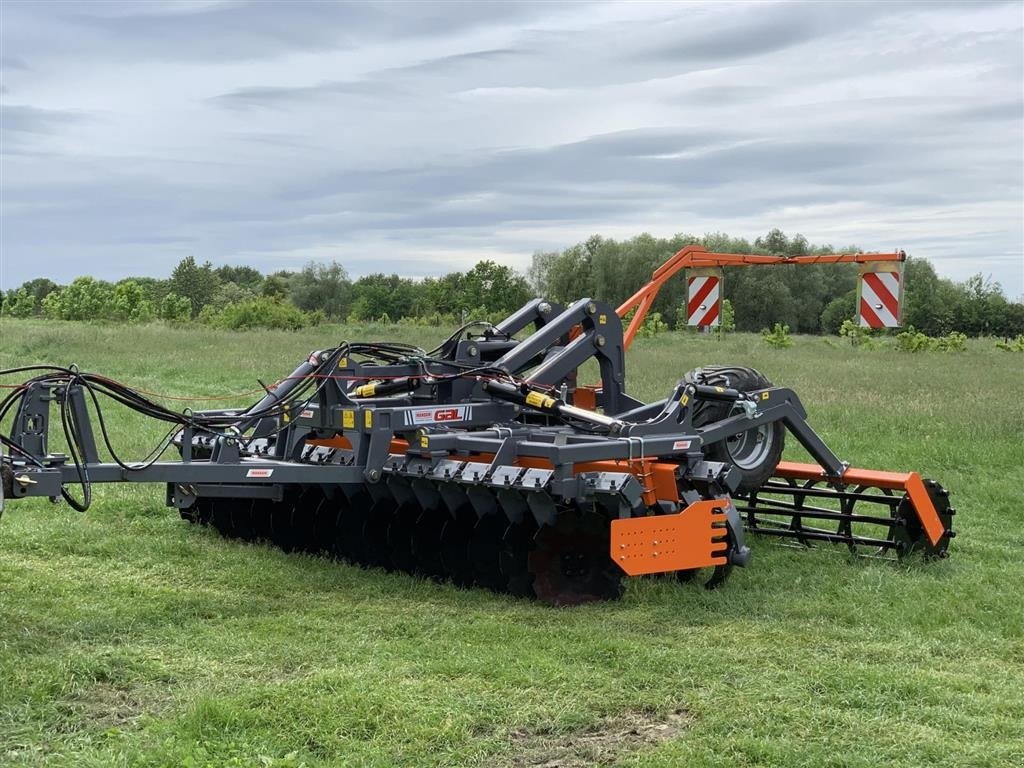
[1,319,1022,767]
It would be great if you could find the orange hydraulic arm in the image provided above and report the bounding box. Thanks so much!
[616,245,906,350]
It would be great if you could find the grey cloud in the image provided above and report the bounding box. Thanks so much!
[0,104,89,152]
[211,48,521,109]
[0,56,29,70]
[635,1,907,65]
[373,48,525,77]
[211,79,405,110]
[3,1,554,65]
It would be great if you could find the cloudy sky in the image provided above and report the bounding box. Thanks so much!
[2,0,1022,297]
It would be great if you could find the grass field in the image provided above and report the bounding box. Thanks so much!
[1,318,1022,767]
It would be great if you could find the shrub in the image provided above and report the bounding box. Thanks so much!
[637,311,669,338]
[46,277,114,321]
[934,331,967,352]
[203,297,312,331]
[109,279,155,323]
[895,327,967,353]
[160,293,193,323]
[762,323,794,348]
[995,334,1024,352]
[838,319,883,349]
[3,288,36,318]
[720,298,736,333]
[895,327,934,352]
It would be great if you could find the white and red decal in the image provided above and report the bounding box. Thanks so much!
[408,405,470,425]
[246,468,274,478]
[687,275,721,327]
[672,440,692,451]
[859,271,901,328]
[299,409,315,419]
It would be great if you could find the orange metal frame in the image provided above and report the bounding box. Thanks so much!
[774,461,946,546]
[616,245,906,350]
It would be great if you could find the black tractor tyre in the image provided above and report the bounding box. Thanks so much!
[683,365,785,492]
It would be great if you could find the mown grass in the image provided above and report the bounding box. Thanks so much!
[1,318,1022,767]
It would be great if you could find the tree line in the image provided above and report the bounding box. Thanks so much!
[2,230,1021,336]
[0,258,534,329]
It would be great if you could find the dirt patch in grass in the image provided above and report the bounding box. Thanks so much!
[502,708,691,767]
[59,681,160,730]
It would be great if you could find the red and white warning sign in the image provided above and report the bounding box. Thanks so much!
[687,274,721,327]
[859,271,902,328]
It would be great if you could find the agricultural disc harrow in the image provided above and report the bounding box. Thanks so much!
[0,248,954,605]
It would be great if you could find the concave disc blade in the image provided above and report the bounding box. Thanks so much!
[249,498,276,543]
[439,508,475,587]
[387,504,421,576]
[334,488,371,565]
[182,499,212,525]
[289,488,327,554]
[309,489,340,556]
[500,517,537,599]
[208,499,237,538]
[410,505,449,581]
[362,497,398,570]
[470,513,508,592]
[267,491,304,552]
[229,498,257,542]
[528,506,622,606]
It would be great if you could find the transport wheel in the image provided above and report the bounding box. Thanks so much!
[683,365,785,492]
[528,506,623,606]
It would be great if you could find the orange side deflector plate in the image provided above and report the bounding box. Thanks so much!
[610,499,729,576]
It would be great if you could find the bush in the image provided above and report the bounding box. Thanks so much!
[44,277,114,321]
[895,328,934,352]
[995,334,1024,352]
[762,323,794,348]
[934,331,967,352]
[820,291,857,335]
[109,279,155,323]
[839,319,881,348]
[895,327,967,353]
[160,293,193,323]
[720,298,736,333]
[2,288,36,317]
[202,297,314,331]
[637,311,669,338]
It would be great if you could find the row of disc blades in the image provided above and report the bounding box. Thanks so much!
[181,479,625,605]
